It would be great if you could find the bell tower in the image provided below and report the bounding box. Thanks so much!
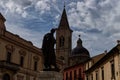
[56,6,72,67]
[0,13,6,35]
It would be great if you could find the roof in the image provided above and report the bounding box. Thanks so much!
[91,53,106,64]
[85,44,120,73]
[0,13,6,21]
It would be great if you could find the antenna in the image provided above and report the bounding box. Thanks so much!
[78,35,81,38]
[64,0,66,8]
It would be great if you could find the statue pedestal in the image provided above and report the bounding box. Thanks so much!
[39,71,63,80]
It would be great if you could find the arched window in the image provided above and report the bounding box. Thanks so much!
[3,73,10,80]
[59,36,65,47]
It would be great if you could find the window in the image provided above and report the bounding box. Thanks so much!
[59,36,65,47]
[79,68,82,80]
[96,71,99,80]
[19,50,26,67]
[101,67,104,80]
[110,60,115,79]
[88,62,89,68]
[7,52,11,62]
[79,68,82,77]
[34,61,38,71]
[33,56,39,71]
[20,56,24,67]
[66,72,68,80]
[91,74,93,80]
[74,70,77,80]
[70,71,72,80]
[69,37,71,47]
[86,75,88,80]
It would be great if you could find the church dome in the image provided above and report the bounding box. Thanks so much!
[71,36,90,57]
[69,35,90,66]
[72,46,90,56]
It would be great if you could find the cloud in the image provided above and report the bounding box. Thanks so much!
[0,0,31,18]
[35,0,51,14]
[68,0,120,56]
[6,22,44,48]
[0,0,120,57]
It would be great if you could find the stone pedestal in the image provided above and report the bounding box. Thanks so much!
[39,71,63,80]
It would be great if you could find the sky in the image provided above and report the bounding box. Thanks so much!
[0,0,120,56]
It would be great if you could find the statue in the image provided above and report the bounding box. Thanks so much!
[42,28,59,71]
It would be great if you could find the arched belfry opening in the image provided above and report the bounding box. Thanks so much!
[59,36,65,47]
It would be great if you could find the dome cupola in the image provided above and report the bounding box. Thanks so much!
[69,35,90,66]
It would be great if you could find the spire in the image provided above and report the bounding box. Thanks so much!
[77,35,82,47]
[58,5,70,30]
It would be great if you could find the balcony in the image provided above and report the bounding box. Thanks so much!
[0,60,20,72]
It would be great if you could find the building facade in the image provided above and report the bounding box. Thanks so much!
[63,63,85,80]
[85,41,120,80]
[0,13,43,80]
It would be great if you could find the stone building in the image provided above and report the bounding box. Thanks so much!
[0,13,43,80]
[85,41,120,80]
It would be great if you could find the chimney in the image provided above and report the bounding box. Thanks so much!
[117,40,120,44]
[104,50,107,54]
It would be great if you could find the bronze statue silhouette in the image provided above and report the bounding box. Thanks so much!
[42,28,59,71]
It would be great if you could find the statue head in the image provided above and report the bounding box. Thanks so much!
[50,28,56,33]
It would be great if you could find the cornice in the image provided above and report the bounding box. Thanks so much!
[0,31,42,56]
